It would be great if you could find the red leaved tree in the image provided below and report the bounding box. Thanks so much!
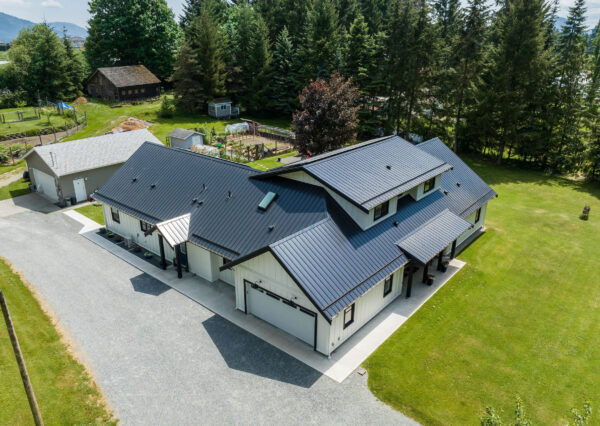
[292,72,360,156]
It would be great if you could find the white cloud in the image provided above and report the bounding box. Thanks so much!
[0,0,31,6]
[40,0,62,7]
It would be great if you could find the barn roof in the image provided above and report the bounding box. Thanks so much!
[253,136,452,211]
[94,137,495,321]
[95,65,160,88]
[23,129,161,177]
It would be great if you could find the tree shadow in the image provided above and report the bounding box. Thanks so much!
[130,273,171,296]
[202,315,321,388]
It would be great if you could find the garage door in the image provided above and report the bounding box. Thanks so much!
[245,280,316,347]
[32,168,58,201]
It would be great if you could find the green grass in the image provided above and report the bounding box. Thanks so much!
[75,203,105,225]
[247,151,297,170]
[0,159,25,177]
[364,160,600,425]
[0,258,114,424]
[61,97,291,144]
[0,178,29,201]
[0,108,77,136]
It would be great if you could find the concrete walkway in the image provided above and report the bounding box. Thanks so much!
[68,210,465,383]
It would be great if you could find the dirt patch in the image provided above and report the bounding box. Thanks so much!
[111,117,153,133]
[73,97,88,104]
[1,256,117,423]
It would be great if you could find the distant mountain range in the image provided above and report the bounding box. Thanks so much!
[0,12,87,43]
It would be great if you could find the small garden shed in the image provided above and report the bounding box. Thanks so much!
[208,98,239,119]
[167,128,204,149]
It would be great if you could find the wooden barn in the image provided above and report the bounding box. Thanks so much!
[87,65,161,102]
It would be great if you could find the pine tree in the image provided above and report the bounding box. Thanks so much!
[586,20,600,178]
[336,0,361,30]
[360,0,386,34]
[180,0,227,28]
[62,30,88,100]
[172,11,226,112]
[344,14,373,90]
[244,15,273,113]
[271,27,298,114]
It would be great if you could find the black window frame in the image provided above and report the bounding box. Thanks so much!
[110,207,120,223]
[383,274,393,297]
[140,220,152,233]
[343,304,355,329]
[423,177,436,193]
[373,201,390,221]
[475,207,482,223]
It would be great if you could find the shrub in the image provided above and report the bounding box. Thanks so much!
[159,96,175,118]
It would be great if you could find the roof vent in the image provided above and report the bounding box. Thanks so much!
[202,183,207,191]
[192,197,198,203]
[227,191,232,199]
[393,221,399,227]
[150,183,156,189]
[132,177,138,182]
[456,182,461,187]
[386,165,392,170]
[443,190,449,195]
[258,192,278,211]
[268,225,275,232]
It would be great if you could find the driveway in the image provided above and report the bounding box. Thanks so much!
[0,193,59,218]
[0,208,416,425]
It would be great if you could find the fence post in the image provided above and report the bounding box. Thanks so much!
[9,146,13,165]
[38,132,42,146]
[0,290,44,426]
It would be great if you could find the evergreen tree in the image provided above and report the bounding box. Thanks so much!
[336,0,361,30]
[244,14,273,113]
[586,20,600,178]
[433,0,461,40]
[271,27,298,114]
[360,0,386,34]
[171,11,226,112]
[344,14,373,90]
[62,30,88,100]
[552,0,588,171]
[180,0,227,28]
[85,0,181,79]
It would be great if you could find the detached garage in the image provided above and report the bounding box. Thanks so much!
[24,129,161,205]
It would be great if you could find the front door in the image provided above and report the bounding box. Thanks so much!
[73,178,87,202]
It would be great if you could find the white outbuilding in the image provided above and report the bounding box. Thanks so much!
[167,128,205,150]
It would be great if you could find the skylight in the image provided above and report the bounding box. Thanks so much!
[258,192,277,211]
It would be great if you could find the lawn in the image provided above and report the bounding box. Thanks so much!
[0,108,78,136]
[0,178,29,201]
[247,151,297,170]
[62,97,291,144]
[0,258,114,424]
[75,203,105,225]
[0,159,25,177]
[364,160,600,424]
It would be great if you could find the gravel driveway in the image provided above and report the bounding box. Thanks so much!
[0,206,416,425]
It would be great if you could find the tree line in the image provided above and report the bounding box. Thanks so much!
[1,0,600,176]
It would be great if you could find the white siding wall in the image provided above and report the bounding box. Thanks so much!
[328,266,404,353]
[412,174,442,201]
[186,242,220,281]
[456,202,488,246]
[234,252,330,355]
[102,204,175,260]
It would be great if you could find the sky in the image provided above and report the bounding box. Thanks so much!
[0,0,599,29]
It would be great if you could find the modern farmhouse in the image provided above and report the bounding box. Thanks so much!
[93,136,496,356]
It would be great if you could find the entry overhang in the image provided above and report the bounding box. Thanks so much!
[396,209,472,265]
[156,214,191,248]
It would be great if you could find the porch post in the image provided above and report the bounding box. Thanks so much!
[450,240,457,259]
[406,267,414,298]
[158,235,167,270]
[437,251,444,271]
[422,262,429,284]
[175,244,182,279]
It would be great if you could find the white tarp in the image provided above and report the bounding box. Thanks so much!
[225,122,249,135]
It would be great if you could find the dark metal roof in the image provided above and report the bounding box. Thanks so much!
[254,136,451,211]
[94,138,495,321]
[95,65,160,88]
[167,128,204,139]
[396,209,472,264]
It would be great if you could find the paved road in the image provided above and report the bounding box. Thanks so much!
[0,201,416,425]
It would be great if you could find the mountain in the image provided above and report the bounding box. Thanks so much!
[0,12,87,43]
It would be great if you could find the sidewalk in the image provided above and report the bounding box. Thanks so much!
[66,209,465,383]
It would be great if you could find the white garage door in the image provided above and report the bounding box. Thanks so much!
[32,168,58,201]
[246,280,315,347]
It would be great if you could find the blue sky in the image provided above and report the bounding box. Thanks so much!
[0,0,597,29]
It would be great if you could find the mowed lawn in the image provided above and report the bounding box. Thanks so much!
[75,203,105,225]
[365,159,600,424]
[0,258,114,424]
[0,178,29,201]
[0,108,77,136]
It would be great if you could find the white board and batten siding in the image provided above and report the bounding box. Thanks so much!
[234,252,331,355]
[456,202,488,247]
[328,266,404,352]
[102,204,175,260]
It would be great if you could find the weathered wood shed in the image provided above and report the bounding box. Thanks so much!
[87,65,161,102]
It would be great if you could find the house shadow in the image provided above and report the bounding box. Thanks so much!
[202,315,321,388]
[9,192,61,214]
[130,273,171,296]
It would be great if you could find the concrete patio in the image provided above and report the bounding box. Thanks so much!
[68,210,465,383]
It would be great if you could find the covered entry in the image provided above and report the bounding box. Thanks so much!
[244,280,316,348]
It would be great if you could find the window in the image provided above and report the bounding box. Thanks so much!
[221,104,227,110]
[423,177,436,193]
[343,304,355,329]
[140,220,152,233]
[140,88,146,93]
[475,207,482,223]
[373,201,389,221]
[121,90,126,96]
[110,207,120,223]
[134,89,139,94]
[383,274,393,297]
[128,89,132,94]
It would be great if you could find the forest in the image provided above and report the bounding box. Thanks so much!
[1,0,600,176]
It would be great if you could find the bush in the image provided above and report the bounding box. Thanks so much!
[159,96,175,118]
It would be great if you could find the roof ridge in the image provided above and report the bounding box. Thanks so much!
[301,135,397,166]
[31,128,153,152]
[145,143,259,173]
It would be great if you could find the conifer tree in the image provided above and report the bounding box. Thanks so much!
[271,27,298,114]
[62,30,88,100]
